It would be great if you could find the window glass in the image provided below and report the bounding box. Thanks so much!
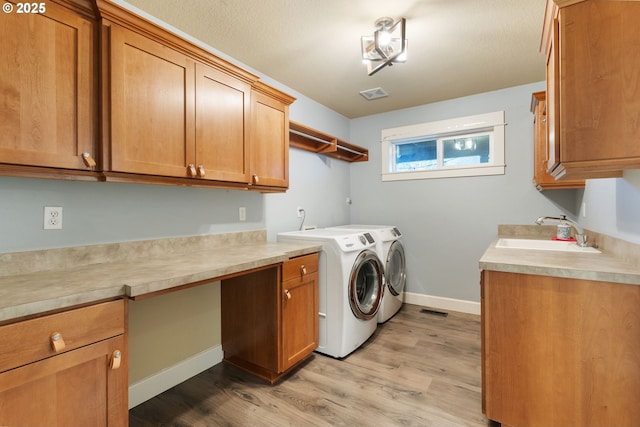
[395,140,437,171]
[442,134,491,167]
[381,111,505,181]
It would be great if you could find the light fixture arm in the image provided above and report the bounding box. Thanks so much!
[361,17,407,76]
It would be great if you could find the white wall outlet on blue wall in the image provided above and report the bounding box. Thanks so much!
[44,206,63,230]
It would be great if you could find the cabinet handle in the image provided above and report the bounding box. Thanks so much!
[187,164,197,177]
[50,332,66,352]
[197,165,206,177]
[252,174,259,184]
[300,265,307,276]
[110,350,122,370]
[284,289,292,300]
[81,152,96,168]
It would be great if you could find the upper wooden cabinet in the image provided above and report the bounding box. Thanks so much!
[542,0,640,180]
[106,25,253,184]
[107,24,196,178]
[0,0,99,179]
[196,63,251,184]
[97,0,293,190]
[249,83,295,189]
[530,92,584,190]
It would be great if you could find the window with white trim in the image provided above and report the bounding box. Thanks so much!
[381,111,506,181]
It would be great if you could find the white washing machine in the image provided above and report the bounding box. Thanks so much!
[277,228,384,358]
[328,225,406,323]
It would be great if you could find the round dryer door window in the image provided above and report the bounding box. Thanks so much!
[386,240,406,296]
[348,250,384,320]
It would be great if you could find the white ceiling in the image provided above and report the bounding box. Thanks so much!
[122,0,547,119]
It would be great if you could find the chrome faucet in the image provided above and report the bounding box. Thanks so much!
[535,215,588,247]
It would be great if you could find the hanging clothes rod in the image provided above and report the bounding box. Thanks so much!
[336,144,367,157]
[289,129,334,146]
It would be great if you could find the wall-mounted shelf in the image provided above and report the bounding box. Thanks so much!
[289,121,368,163]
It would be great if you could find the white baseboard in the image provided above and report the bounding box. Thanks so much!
[404,292,480,316]
[128,345,223,409]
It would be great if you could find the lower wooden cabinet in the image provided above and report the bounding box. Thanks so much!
[0,300,128,427]
[221,253,319,383]
[481,270,640,427]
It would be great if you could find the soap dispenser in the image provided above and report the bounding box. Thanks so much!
[556,216,571,240]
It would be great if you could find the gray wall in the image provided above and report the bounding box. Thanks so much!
[581,171,640,244]
[347,82,579,302]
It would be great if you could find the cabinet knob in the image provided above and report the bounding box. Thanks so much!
[252,174,259,184]
[187,164,197,177]
[300,265,307,275]
[110,350,122,370]
[81,152,96,168]
[197,165,206,177]
[50,332,66,352]
[284,289,292,300]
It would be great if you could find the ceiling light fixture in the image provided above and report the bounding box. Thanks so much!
[361,17,407,76]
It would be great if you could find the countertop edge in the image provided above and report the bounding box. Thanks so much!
[479,237,640,286]
[0,241,321,323]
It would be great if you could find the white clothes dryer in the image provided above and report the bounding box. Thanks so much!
[328,225,406,323]
[277,228,384,358]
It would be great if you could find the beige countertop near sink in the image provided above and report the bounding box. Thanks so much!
[480,225,640,285]
[0,230,321,323]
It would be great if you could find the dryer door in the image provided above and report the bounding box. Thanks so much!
[348,250,384,320]
[385,240,406,296]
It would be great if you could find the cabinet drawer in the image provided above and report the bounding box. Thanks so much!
[282,253,318,282]
[0,299,125,373]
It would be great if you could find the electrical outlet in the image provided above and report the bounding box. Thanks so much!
[297,206,304,218]
[44,206,63,230]
[239,207,246,221]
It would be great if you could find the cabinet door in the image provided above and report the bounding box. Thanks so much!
[545,19,559,174]
[560,2,640,165]
[531,92,583,190]
[483,271,640,427]
[0,1,97,170]
[249,91,289,188]
[546,1,640,178]
[281,271,319,372]
[0,335,127,427]
[195,63,250,182]
[109,24,195,177]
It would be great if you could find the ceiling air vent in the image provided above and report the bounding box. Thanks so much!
[359,87,388,100]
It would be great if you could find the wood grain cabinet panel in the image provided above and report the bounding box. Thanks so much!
[221,254,319,383]
[0,300,128,427]
[108,25,254,183]
[531,91,584,190]
[108,24,196,178]
[249,83,295,189]
[543,0,640,179]
[0,0,98,175]
[481,270,640,427]
[103,7,293,190]
[281,254,319,371]
[195,63,250,183]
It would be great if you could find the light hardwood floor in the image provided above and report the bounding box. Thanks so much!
[129,304,492,426]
